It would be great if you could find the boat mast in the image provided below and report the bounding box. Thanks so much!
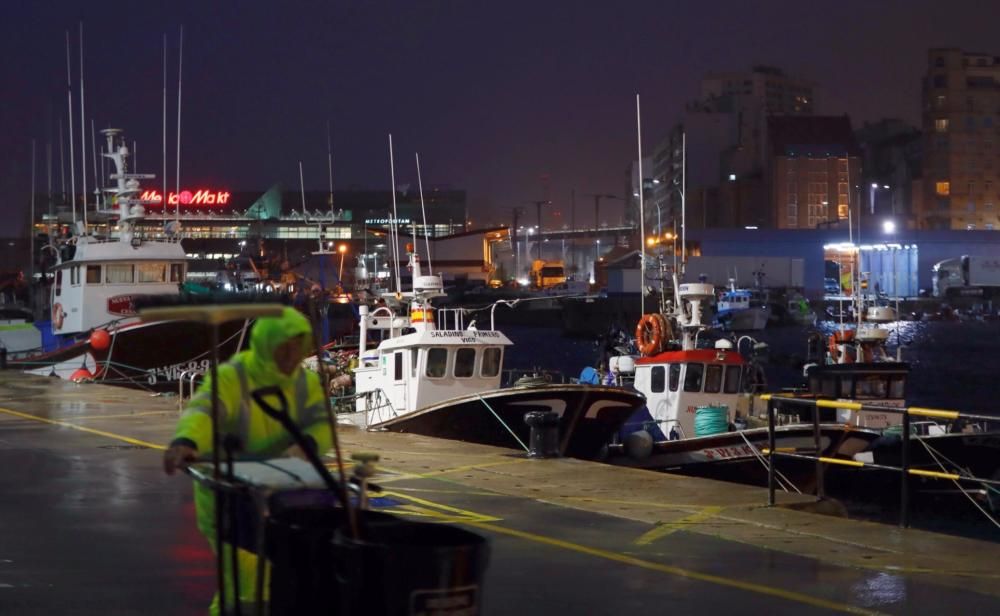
[65,30,77,228]
[415,152,433,276]
[388,134,402,293]
[175,25,183,222]
[636,93,646,317]
[79,22,87,233]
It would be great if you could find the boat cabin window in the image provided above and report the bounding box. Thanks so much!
[650,366,665,393]
[70,267,80,286]
[481,348,502,377]
[426,347,448,378]
[684,363,704,392]
[724,365,741,393]
[668,364,680,391]
[86,265,101,284]
[411,349,419,377]
[856,375,888,398]
[704,364,723,393]
[394,352,404,381]
[55,270,62,296]
[138,263,167,283]
[889,376,906,399]
[839,377,853,398]
[106,264,135,284]
[170,263,184,283]
[454,348,476,378]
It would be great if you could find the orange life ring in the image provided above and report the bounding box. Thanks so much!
[828,329,855,363]
[52,303,64,330]
[635,314,664,356]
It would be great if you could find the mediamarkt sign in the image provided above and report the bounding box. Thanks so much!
[139,189,232,206]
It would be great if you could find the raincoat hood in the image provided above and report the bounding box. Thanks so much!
[244,307,313,386]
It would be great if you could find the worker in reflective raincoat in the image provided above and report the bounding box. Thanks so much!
[163,307,332,615]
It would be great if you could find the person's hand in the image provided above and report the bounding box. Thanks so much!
[163,444,198,475]
[283,444,308,460]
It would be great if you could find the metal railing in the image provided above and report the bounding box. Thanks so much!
[761,394,1000,527]
[177,368,204,412]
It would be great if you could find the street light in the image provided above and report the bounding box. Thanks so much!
[337,244,348,282]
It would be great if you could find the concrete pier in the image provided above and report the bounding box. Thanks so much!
[1,371,998,614]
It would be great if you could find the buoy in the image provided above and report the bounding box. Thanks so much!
[624,430,654,459]
[70,368,93,383]
[89,329,111,351]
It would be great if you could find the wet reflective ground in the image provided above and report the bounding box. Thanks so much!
[2,372,1000,614]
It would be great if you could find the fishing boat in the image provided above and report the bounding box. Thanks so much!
[601,273,880,489]
[801,303,1000,508]
[10,129,250,390]
[345,245,645,460]
[712,278,770,331]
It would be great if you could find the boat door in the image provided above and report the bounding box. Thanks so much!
[384,350,409,413]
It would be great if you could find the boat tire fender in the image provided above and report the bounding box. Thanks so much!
[624,429,654,460]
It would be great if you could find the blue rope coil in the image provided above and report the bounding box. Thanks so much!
[694,405,729,437]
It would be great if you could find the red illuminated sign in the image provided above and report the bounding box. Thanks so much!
[140,189,232,206]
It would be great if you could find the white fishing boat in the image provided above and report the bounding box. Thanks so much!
[13,129,249,389]
[344,245,645,460]
[601,272,879,489]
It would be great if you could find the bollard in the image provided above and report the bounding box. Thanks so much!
[524,410,561,458]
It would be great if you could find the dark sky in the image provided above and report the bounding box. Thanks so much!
[3,0,999,234]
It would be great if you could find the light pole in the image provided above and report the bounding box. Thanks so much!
[882,218,901,360]
[870,183,891,216]
[337,244,347,284]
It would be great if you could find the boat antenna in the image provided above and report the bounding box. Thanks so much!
[163,33,169,222]
[175,25,183,221]
[30,139,36,280]
[636,93,646,316]
[299,161,307,217]
[58,119,65,209]
[415,152,433,275]
[90,119,100,210]
[388,134,402,293]
[65,30,77,227]
[47,140,53,220]
[326,120,334,219]
[79,22,87,232]
[681,129,687,273]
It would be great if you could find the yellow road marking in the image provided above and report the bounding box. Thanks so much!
[381,490,501,523]
[66,411,176,421]
[468,521,884,615]
[370,458,532,483]
[633,506,724,545]
[0,405,165,450]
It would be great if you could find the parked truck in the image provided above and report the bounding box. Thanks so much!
[932,255,1000,298]
[530,259,567,289]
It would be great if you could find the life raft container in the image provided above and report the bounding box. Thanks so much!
[635,313,669,356]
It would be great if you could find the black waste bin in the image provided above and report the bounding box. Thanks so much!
[266,504,398,615]
[333,513,491,616]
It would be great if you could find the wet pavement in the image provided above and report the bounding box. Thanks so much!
[1,371,999,614]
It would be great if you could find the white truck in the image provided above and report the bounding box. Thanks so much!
[932,255,1000,298]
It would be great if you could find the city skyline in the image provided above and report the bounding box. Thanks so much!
[3,0,1000,233]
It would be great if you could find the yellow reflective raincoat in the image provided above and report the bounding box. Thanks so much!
[171,307,332,613]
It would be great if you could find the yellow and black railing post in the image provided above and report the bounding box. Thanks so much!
[767,396,776,507]
[900,409,911,528]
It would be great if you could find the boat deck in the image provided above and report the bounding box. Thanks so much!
[1,371,998,614]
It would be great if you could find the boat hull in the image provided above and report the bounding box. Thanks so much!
[16,319,250,392]
[370,384,646,460]
[607,425,881,489]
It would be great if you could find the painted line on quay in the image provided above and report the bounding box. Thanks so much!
[0,405,166,450]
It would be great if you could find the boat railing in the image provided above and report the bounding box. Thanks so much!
[436,307,467,331]
[760,394,1000,528]
[501,368,565,388]
[177,368,204,412]
[362,387,396,428]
